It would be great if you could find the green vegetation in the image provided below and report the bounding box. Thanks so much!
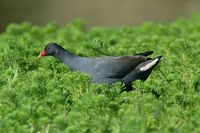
[0,13,200,133]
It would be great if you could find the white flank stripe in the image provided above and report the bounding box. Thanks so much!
[140,58,158,71]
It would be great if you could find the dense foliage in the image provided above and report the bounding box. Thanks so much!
[0,13,200,133]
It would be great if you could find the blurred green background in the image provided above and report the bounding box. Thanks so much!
[0,0,200,32]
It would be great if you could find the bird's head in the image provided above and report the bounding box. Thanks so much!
[38,42,62,58]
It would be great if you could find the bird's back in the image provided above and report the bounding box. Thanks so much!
[73,55,149,82]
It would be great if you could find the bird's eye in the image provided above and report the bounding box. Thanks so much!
[45,47,49,51]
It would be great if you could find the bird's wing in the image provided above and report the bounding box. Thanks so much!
[93,55,149,79]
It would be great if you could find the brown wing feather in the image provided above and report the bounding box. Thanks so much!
[94,55,149,79]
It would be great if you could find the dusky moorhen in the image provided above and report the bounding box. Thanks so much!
[38,42,162,91]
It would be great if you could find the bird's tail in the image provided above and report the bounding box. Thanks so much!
[139,56,163,72]
[122,55,163,85]
[134,51,154,56]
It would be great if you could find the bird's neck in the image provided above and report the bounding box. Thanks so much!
[54,48,79,70]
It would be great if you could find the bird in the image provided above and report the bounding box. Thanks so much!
[38,42,163,91]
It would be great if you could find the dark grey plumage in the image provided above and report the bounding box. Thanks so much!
[38,42,162,91]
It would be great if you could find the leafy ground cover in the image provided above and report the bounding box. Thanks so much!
[0,13,200,133]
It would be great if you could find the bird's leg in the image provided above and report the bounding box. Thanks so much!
[120,83,134,93]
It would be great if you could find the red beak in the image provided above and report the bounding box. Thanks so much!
[38,50,46,58]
